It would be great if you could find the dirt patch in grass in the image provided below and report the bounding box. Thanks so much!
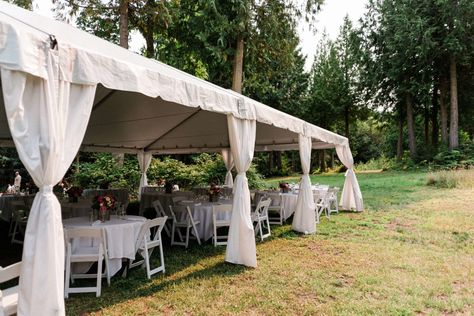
[384,218,417,232]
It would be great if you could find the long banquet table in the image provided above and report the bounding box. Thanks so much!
[140,191,194,215]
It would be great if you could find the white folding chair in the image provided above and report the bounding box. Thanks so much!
[0,261,21,316]
[64,227,110,298]
[314,190,330,223]
[169,205,201,248]
[171,196,187,205]
[266,193,283,225]
[252,198,271,241]
[327,187,340,215]
[212,204,232,246]
[10,207,28,245]
[129,216,167,279]
[152,200,171,238]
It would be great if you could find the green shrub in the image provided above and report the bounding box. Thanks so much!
[71,153,140,197]
[71,152,268,197]
[146,153,266,190]
[432,142,474,170]
[355,155,397,171]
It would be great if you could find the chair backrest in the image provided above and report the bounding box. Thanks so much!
[152,200,167,218]
[212,204,232,222]
[313,189,329,204]
[0,261,21,283]
[64,227,107,251]
[168,204,184,223]
[135,216,167,249]
[327,188,338,199]
[255,198,271,216]
[172,196,187,204]
[264,193,281,205]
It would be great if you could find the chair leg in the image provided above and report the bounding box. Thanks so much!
[159,239,165,274]
[266,217,271,237]
[185,226,190,248]
[192,224,201,245]
[64,249,71,298]
[315,206,321,224]
[144,247,151,279]
[171,223,176,246]
[258,219,263,242]
[105,257,111,286]
[96,254,103,297]
[254,220,260,236]
[213,224,217,247]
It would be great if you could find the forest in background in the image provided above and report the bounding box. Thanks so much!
[2,0,474,189]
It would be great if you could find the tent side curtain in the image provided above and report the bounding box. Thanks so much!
[292,134,316,233]
[221,148,234,188]
[225,114,257,268]
[1,47,96,315]
[137,151,152,200]
[335,144,364,211]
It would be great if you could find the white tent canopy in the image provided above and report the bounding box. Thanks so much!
[0,2,363,315]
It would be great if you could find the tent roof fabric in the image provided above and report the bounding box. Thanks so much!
[0,1,349,154]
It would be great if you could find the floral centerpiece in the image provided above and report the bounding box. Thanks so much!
[208,183,221,202]
[66,186,83,202]
[279,182,289,193]
[92,194,116,222]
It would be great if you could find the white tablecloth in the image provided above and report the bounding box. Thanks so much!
[254,192,298,220]
[180,200,233,241]
[63,215,146,276]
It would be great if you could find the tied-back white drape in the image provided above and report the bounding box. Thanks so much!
[292,134,316,233]
[1,48,96,316]
[221,148,234,188]
[137,151,152,200]
[225,115,257,267]
[336,145,364,211]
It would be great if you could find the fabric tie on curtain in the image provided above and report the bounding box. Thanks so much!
[225,114,257,267]
[336,144,364,211]
[137,151,152,200]
[222,148,234,188]
[292,134,316,233]
[41,185,54,195]
[1,46,96,316]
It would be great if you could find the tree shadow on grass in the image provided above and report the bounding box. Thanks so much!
[65,243,248,315]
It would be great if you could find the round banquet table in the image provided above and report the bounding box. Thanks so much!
[179,200,233,241]
[254,192,298,221]
[63,215,146,276]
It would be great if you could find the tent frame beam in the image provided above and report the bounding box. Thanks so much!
[143,108,202,151]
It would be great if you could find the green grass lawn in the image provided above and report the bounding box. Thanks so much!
[66,170,474,315]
